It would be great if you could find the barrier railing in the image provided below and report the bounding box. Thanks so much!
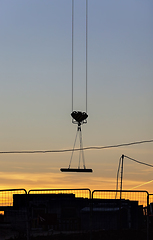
[28,188,91,234]
[0,188,150,240]
[92,190,149,240]
[92,190,149,206]
[148,194,153,239]
[0,189,28,239]
[28,188,91,199]
[0,188,27,206]
[149,194,153,205]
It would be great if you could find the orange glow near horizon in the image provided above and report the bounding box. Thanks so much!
[0,171,153,195]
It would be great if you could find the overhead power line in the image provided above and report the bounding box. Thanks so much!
[0,139,152,154]
[124,155,153,168]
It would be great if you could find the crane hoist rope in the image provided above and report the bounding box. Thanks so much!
[71,0,88,116]
[60,0,93,173]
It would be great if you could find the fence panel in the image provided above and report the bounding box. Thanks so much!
[91,190,149,240]
[0,189,28,239]
[148,194,153,238]
[28,188,91,198]
[149,194,153,205]
[0,188,150,240]
[27,188,91,238]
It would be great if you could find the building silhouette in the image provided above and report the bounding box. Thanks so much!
[1,193,144,232]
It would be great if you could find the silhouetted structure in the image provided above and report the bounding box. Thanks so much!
[1,193,144,232]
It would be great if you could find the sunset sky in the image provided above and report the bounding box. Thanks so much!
[0,0,153,193]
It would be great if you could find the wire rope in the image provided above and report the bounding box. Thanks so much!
[72,0,74,112]
[80,128,86,168]
[79,129,81,168]
[115,156,122,199]
[0,140,152,154]
[124,155,153,168]
[68,128,78,168]
[115,154,153,195]
[86,0,88,113]
[78,147,81,168]
[71,0,88,113]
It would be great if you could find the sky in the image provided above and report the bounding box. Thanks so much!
[0,0,153,193]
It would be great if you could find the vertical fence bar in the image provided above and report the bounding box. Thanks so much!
[147,194,149,240]
[148,193,153,240]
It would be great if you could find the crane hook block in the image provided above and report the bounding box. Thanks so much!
[71,111,88,124]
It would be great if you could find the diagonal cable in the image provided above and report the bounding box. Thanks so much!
[68,128,78,168]
[115,156,122,199]
[124,155,153,168]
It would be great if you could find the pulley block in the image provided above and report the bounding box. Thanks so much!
[71,111,88,125]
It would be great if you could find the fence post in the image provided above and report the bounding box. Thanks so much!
[26,194,30,240]
[90,191,93,240]
[147,193,149,240]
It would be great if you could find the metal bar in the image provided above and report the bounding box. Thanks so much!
[147,193,149,240]
[120,155,124,199]
[0,188,27,194]
[60,168,93,172]
[28,188,92,199]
